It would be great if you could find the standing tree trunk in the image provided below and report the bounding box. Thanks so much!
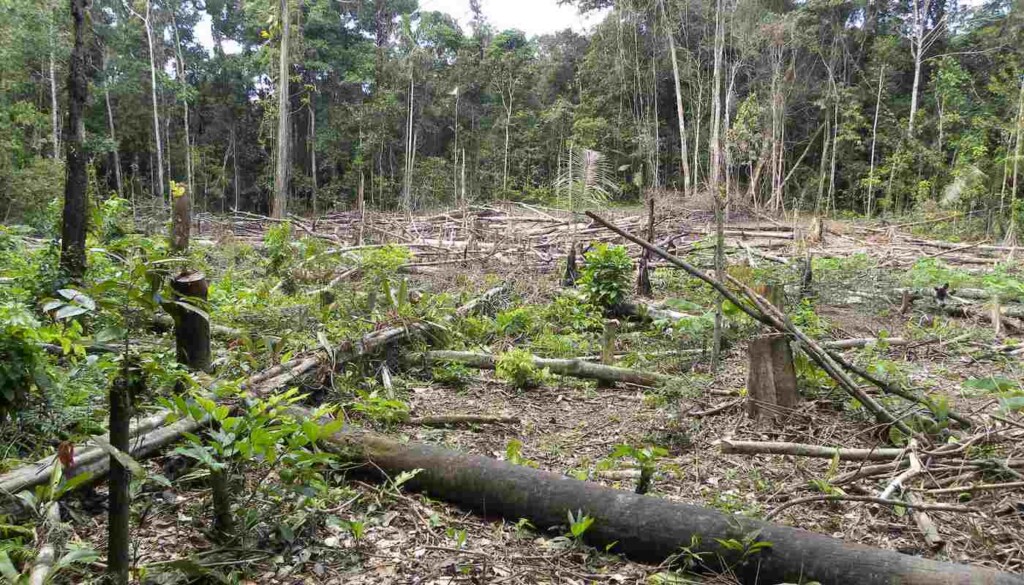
[663,1,691,197]
[143,0,165,208]
[103,54,124,199]
[402,72,415,213]
[1005,75,1024,246]
[272,0,291,219]
[170,7,194,203]
[866,65,885,216]
[60,0,91,281]
[309,97,318,215]
[709,0,726,371]
[49,5,60,160]
[502,90,513,194]
[107,362,134,585]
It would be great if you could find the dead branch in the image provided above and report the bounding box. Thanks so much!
[765,494,979,521]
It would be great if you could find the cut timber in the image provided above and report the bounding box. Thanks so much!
[28,544,55,585]
[718,438,905,461]
[416,350,675,387]
[405,415,518,426]
[318,426,1021,585]
[746,334,799,419]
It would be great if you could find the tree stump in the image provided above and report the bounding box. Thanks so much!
[746,333,799,419]
[169,270,211,372]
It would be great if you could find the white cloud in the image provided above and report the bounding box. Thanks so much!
[418,0,608,37]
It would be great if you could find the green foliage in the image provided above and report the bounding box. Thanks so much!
[566,509,594,540]
[495,306,539,338]
[264,222,294,275]
[430,361,473,389]
[606,443,667,494]
[495,348,551,390]
[504,439,537,468]
[963,376,1024,414]
[579,244,632,309]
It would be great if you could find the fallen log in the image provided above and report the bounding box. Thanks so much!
[319,425,1021,585]
[717,438,906,461]
[414,350,676,387]
[405,414,518,426]
[765,494,977,521]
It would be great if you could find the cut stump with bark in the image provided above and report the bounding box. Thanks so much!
[746,333,799,419]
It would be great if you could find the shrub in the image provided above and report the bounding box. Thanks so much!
[579,244,632,308]
[496,348,551,390]
[0,303,49,421]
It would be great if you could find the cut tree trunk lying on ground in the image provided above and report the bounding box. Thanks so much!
[404,414,519,426]
[414,350,678,387]
[717,438,907,461]
[317,425,1021,585]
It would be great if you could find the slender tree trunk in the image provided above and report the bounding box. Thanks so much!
[503,91,512,193]
[107,362,133,585]
[143,0,165,208]
[49,10,60,160]
[907,0,933,139]
[1006,75,1024,245]
[309,98,318,215]
[403,72,414,212]
[866,65,885,216]
[60,0,91,281]
[170,8,193,201]
[665,20,691,196]
[103,54,124,199]
[272,0,291,219]
[232,128,239,212]
[710,0,725,371]
[453,90,459,204]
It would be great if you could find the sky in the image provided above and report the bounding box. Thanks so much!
[418,0,609,37]
[194,0,607,55]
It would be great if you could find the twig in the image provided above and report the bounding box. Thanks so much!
[765,494,979,520]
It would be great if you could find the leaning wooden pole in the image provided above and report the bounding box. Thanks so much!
[320,427,1021,585]
[583,211,916,437]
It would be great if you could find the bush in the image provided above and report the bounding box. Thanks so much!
[496,348,550,390]
[579,243,632,308]
[0,303,49,421]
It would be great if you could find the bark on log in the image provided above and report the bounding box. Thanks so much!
[28,544,55,585]
[319,427,1020,585]
[405,415,518,426]
[416,350,676,387]
[718,438,906,461]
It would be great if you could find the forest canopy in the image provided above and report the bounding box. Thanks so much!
[1,0,1022,234]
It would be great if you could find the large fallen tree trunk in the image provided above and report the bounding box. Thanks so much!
[414,350,677,387]
[319,425,1022,585]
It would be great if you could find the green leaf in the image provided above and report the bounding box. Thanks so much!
[91,435,146,478]
[55,547,100,570]
[54,305,88,320]
[0,550,20,581]
[55,471,95,498]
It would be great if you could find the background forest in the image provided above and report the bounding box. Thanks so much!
[1,0,1023,230]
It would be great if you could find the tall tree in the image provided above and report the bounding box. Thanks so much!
[60,0,91,280]
[272,0,291,219]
